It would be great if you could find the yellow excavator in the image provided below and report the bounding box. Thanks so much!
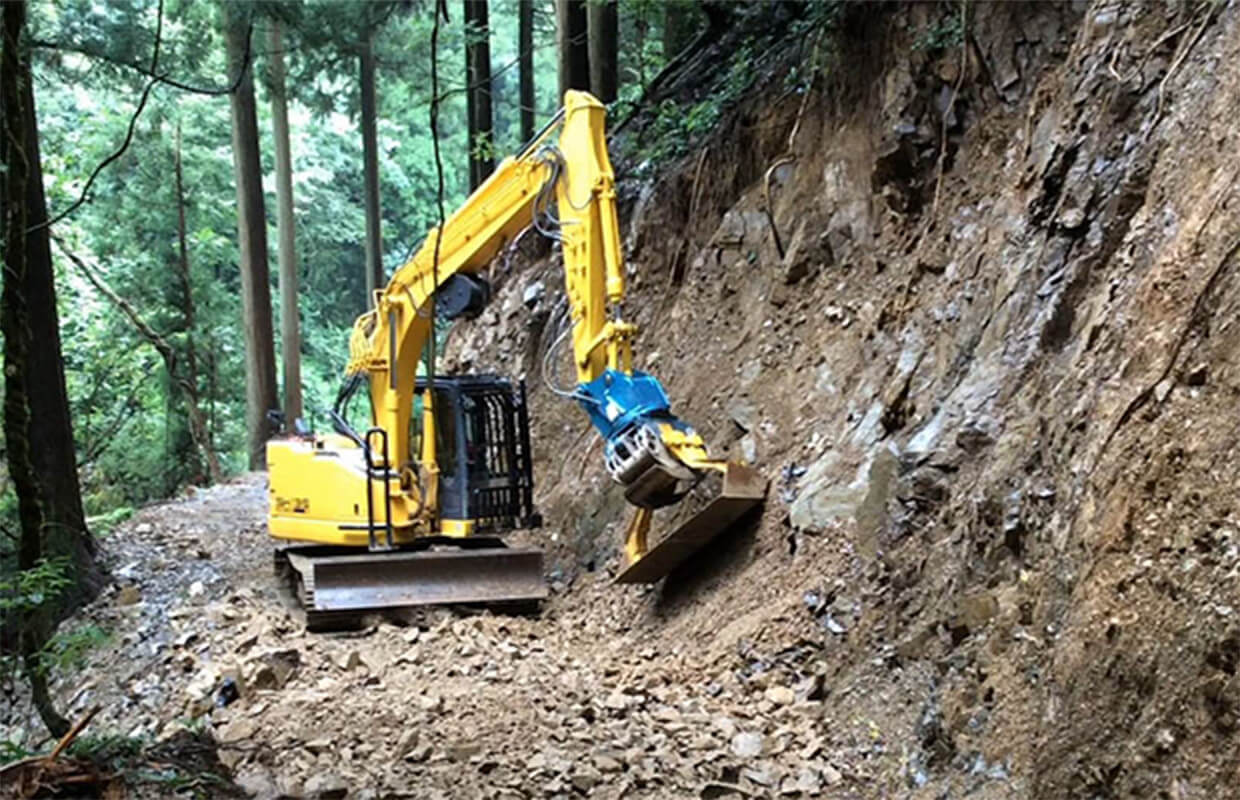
[266,92,765,626]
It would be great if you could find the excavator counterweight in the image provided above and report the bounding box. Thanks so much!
[266,92,765,625]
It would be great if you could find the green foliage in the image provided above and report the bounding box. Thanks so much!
[40,623,110,673]
[790,0,844,38]
[177,714,211,736]
[614,0,668,110]
[914,11,965,53]
[0,559,83,691]
[634,44,754,165]
[0,739,36,761]
[66,733,145,767]
[132,766,232,797]
[470,130,498,166]
[68,734,232,797]
[0,558,71,615]
[683,99,721,139]
[0,730,227,797]
[87,506,134,538]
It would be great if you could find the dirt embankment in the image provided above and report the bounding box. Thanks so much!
[6,3,1240,799]
[451,2,1240,797]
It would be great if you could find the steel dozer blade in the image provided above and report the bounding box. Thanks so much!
[615,462,767,584]
[279,546,547,628]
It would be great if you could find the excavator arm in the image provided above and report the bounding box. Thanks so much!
[348,92,731,513]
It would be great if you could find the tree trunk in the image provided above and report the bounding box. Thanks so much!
[173,124,201,480]
[587,0,618,103]
[360,31,383,306]
[556,0,589,99]
[268,21,303,426]
[465,2,476,187]
[174,125,223,484]
[631,3,649,92]
[701,0,733,36]
[518,0,535,142]
[208,341,217,441]
[224,11,279,470]
[464,0,494,190]
[2,0,102,737]
[1,0,102,612]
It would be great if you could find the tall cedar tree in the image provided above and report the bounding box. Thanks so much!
[1,0,104,736]
[587,0,617,103]
[465,0,495,190]
[360,29,383,304]
[518,0,535,141]
[268,20,303,423]
[223,7,279,469]
[556,0,588,99]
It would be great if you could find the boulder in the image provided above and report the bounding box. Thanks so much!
[730,731,764,758]
[782,222,833,284]
[305,771,348,800]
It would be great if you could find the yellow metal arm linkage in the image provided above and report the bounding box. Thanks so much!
[269,90,764,583]
[339,91,743,571]
[345,92,705,527]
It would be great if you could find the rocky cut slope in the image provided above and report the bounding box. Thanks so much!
[444,1,1240,796]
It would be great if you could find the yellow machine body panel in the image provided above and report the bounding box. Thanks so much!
[267,437,423,548]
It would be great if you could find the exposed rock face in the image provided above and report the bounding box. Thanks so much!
[445,3,1240,797]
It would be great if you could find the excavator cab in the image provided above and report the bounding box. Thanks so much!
[414,375,541,533]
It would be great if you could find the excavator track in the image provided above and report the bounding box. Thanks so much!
[274,542,547,631]
[274,548,366,631]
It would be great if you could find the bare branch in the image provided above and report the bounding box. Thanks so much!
[28,76,159,234]
[53,236,176,367]
[426,0,447,383]
[150,0,164,74]
[55,236,221,482]
[26,10,256,234]
[29,36,249,98]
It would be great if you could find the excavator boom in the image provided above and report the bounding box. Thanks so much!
[267,92,765,623]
